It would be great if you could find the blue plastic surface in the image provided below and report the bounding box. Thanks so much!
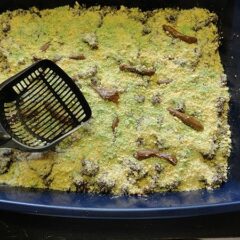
[0,0,240,219]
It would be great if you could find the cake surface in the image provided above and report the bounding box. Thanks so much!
[0,5,231,195]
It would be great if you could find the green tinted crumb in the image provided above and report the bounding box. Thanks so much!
[0,5,231,195]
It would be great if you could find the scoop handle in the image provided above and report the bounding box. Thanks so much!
[0,124,11,147]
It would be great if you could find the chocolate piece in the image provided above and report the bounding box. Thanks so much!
[163,25,197,44]
[40,41,51,52]
[92,86,120,103]
[112,116,119,133]
[167,107,204,131]
[69,54,86,60]
[157,79,173,85]
[120,64,155,76]
[134,149,177,165]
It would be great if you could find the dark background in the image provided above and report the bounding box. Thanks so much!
[0,0,240,238]
[1,211,240,239]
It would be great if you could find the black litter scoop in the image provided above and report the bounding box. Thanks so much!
[0,59,91,152]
